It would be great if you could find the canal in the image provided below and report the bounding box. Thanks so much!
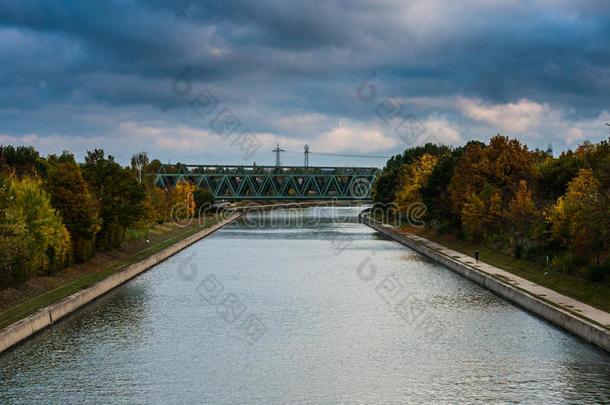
[1,207,609,403]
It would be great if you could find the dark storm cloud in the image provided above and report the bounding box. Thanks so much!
[0,0,609,162]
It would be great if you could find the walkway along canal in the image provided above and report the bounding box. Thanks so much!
[0,206,608,403]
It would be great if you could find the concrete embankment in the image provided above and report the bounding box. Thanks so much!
[0,214,240,355]
[361,217,610,353]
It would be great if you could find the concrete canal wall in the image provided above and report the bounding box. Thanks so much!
[0,214,240,355]
[362,218,610,353]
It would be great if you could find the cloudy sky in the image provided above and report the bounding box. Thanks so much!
[1,0,609,167]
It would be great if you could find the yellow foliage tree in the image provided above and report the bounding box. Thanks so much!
[144,180,196,224]
[461,184,503,240]
[394,153,438,213]
[547,168,609,263]
[174,180,196,219]
[506,180,538,244]
[9,176,71,275]
[449,135,536,223]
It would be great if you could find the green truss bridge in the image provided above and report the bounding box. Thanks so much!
[155,164,381,200]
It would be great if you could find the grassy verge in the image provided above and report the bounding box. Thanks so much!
[0,217,220,330]
[408,228,610,313]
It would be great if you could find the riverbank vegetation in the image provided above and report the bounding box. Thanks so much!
[0,219,218,329]
[373,135,610,287]
[0,146,215,289]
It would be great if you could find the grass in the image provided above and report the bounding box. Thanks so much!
[0,217,220,330]
[409,228,610,313]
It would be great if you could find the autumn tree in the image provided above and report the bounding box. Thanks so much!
[0,175,28,286]
[447,141,487,217]
[580,138,610,190]
[422,147,467,225]
[506,180,539,252]
[173,180,196,220]
[460,183,503,240]
[47,162,101,262]
[449,135,537,235]
[548,168,609,264]
[8,176,71,276]
[374,143,451,204]
[394,153,438,214]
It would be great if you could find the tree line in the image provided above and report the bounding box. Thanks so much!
[372,135,610,281]
[0,146,214,287]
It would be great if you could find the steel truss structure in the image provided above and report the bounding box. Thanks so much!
[155,164,380,200]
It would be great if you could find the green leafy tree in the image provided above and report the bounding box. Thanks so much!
[372,168,401,204]
[0,145,48,177]
[47,162,101,262]
[81,149,146,249]
[374,143,452,204]
[193,188,215,214]
[142,159,162,187]
[47,150,77,166]
[383,143,451,171]
[0,175,29,286]
[422,147,466,225]
[537,150,583,202]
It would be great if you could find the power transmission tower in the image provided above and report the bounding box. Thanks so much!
[272,143,285,167]
[304,145,310,167]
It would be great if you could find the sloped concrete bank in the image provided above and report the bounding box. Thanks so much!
[0,214,241,355]
[361,217,610,353]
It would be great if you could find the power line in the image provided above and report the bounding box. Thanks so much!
[283,150,390,159]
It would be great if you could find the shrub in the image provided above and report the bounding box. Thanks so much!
[487,233,508,250]
[514,243,524,259]
[123,227,148,243]
[586,259,610,282]
[551,253,587,275]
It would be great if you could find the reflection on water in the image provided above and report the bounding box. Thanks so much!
[0,206,609,404]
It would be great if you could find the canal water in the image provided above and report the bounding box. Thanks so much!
[1,207,609,404]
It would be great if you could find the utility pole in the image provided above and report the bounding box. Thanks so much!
[304,145,310,167]
[272,143,284,167]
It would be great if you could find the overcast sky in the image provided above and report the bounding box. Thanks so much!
[1,0,609,167]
